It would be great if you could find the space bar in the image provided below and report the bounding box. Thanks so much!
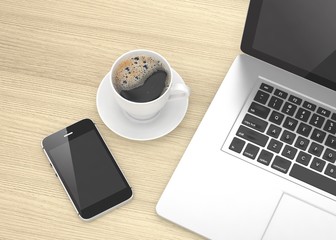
[290,164,336,197]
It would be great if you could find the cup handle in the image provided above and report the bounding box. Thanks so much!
[168,83,190,101]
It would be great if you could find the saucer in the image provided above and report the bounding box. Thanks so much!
[96,69,189,141]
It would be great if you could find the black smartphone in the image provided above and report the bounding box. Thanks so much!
[42,119,132,220]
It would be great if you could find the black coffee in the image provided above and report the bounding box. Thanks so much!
[120,70,167,102]
[112,55,169,102]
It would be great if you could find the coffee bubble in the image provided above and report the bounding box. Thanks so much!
[112,55,169,94]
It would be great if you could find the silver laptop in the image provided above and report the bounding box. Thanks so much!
[157,0,336,239]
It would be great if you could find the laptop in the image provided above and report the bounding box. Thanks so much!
[156,0,336,239]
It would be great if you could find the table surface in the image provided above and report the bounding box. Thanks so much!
[0,0,249,239]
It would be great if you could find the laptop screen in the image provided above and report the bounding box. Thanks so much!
[241,0,336,91]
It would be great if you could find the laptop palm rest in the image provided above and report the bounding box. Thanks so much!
[263,193,336,240]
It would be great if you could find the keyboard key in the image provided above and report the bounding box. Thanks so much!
[308,142,324,157]
[269,111,285,125]
[296,151,312,166]
[267,139,283,153]
[290,164,336,197]
[248,102,270,119]
[294,136,310,151]
[281,145,297,160]
[323,120,336,134]
[310,158,326,172]
[271,156,291,174]
[288,95,302,105]
[295,108,311,122]
[325,164,336,179]
[283,117,298,131]
[266,124,282,138]
[236,125,269,147]
[281,130,296,145]
[309,114,325,128]
[311,129,326,143]
[331,113,336,121]
[242,114,268,132]
[282,102,297,116]
[260,83,273,93]
[325,135,336,150]
[268,96,284,110]
[317,107,331,117]
[254,90,270,105]
[229,137,245,153]
[302,101,316,111]
[274,89,288,99]
[243,143,260,160]
[322,148,336,163]
[296,123,312,137]
[257,150,273,166]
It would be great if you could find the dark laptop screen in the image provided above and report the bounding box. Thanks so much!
[241,0,336,90]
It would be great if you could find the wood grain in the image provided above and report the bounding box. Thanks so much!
[0,0,249,239]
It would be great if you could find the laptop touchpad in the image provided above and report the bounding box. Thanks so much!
[263,193,336,240]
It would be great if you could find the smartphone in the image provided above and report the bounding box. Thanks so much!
[42,119,132,220]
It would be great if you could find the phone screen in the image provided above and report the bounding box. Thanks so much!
[49,129,126,209]
[43,119,132,219]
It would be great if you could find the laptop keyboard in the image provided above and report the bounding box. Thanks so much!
[224,81,336,198]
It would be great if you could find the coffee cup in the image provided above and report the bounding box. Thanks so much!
[110,49,190,121]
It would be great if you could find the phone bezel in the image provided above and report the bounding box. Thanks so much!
[42,118,132,220]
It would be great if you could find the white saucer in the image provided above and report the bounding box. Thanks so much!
[96,69,189,141]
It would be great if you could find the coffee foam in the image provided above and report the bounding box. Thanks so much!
[113,55,169,93]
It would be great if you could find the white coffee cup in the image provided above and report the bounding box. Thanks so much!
[110,49,190,121]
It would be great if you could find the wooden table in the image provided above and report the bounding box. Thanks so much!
[0,0,248,239]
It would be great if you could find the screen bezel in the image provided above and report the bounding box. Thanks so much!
[241,0,336,91]
[42,119,132,220]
